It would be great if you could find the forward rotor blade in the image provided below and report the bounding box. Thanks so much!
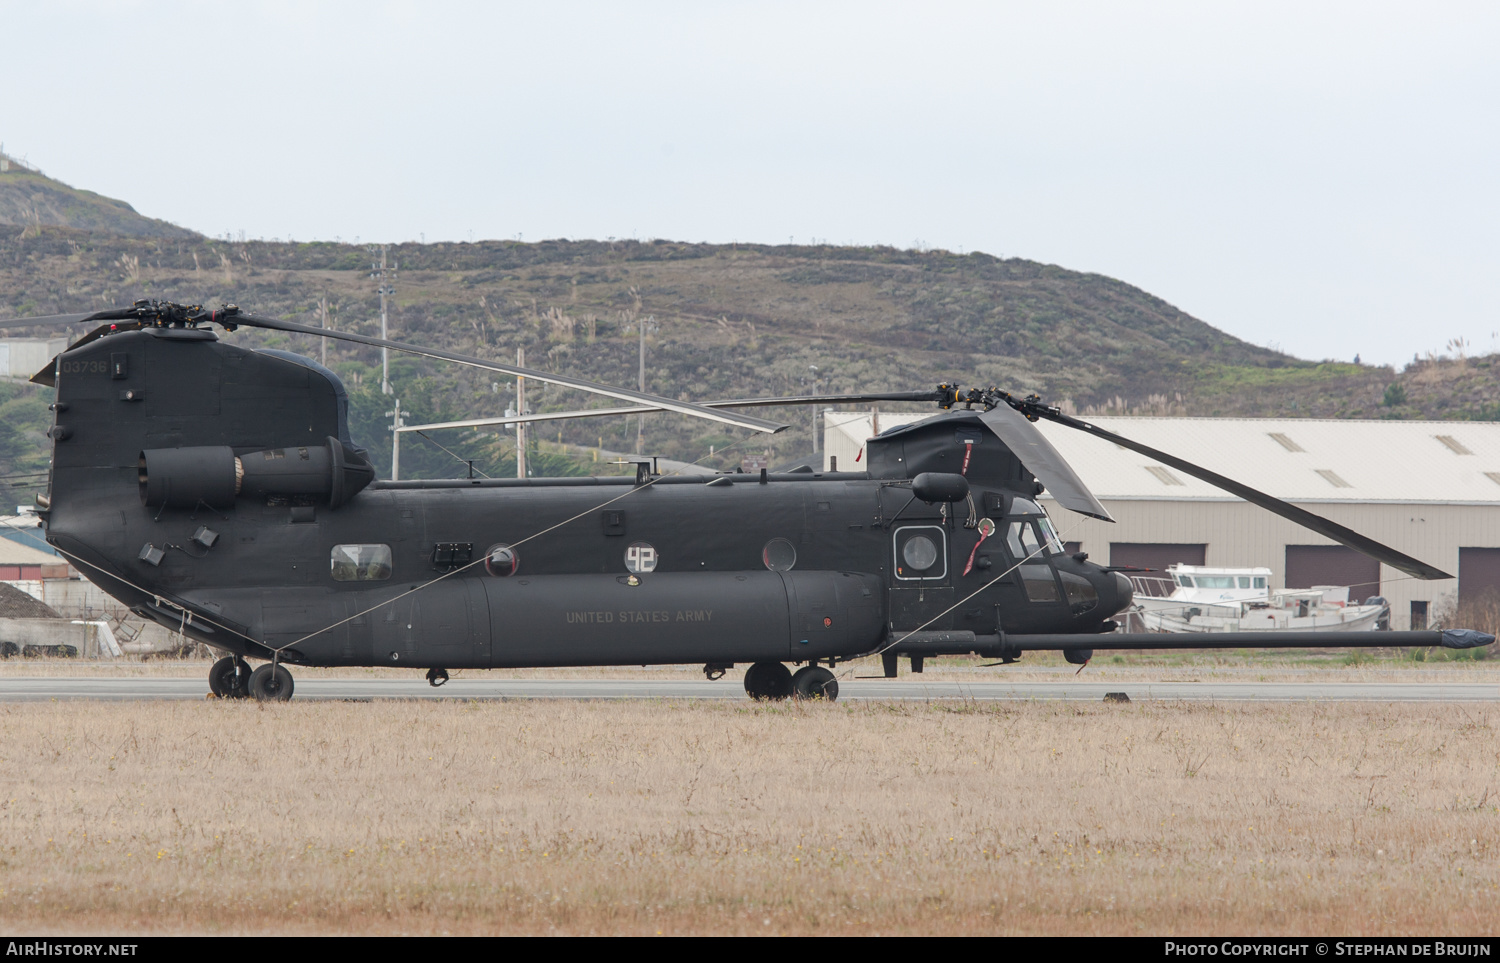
[1031,408,1453,580]
[231,313,787,435]
[704,391,945,408]
[401,406,645,433]
[399,391,948,433]
[978,404,1114,521]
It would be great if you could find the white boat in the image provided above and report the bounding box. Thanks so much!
[1126,564,1389,633]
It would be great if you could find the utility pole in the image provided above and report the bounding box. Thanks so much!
[807,365,822,454]
[635,315,657,455]
[371,247,397,394]
[515,347,527,479]
[385,399,405,480]
[318,295,330,368]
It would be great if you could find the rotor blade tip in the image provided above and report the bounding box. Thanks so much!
[1441,628,1494,649]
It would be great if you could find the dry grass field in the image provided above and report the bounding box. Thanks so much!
[0,697,1496,935]
[0,650,1495,683]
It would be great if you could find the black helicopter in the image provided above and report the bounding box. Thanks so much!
[0,299,1489,701]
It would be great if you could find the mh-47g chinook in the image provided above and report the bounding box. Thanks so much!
[2,300,1490,701]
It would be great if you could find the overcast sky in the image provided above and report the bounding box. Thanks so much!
[3,1,1496,368]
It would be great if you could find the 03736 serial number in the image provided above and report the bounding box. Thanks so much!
[59,360,109,375]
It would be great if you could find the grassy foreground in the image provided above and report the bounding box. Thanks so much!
[1,698,1496,935]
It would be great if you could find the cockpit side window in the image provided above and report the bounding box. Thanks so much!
[1006,521,1042,561]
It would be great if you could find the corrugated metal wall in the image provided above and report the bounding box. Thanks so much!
[1053,499,1494,629]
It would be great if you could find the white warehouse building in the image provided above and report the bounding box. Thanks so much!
[0,338,68,381]
[825,412,1500,630]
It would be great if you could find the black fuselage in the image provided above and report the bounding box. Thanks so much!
[40,327,1132,669]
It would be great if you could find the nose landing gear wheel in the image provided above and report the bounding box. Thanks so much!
[208,657,252,699]
[248,663,295,702]
[791,665,838,701]
[743,661,793,701]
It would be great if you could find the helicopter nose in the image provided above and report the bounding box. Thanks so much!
[1108,571,1134,616]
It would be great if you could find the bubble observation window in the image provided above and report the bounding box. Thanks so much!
[625,541,658,574]
[903,535,938,571]
[485,543,519,577]
[762,537,797,572]
[894,526,946,580]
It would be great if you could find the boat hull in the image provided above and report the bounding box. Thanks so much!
[1138,601,1385,634]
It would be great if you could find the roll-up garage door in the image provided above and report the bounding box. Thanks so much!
[1108,543,1206,572]
[1459,548,1500,604]
[1284,545,1380,601]
[1108,544,1206,597]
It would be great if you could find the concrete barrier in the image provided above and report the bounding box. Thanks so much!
[0,617,94,656]
[0,617,191,658]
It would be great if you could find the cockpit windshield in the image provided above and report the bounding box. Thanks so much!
[1036,517,1064,554]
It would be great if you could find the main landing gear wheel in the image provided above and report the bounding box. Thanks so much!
[208,657,252,699]
[248,663,295,702]
[743,661,793,701]
[791,665,839,701]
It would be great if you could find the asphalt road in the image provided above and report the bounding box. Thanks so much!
[0,677,1495,702]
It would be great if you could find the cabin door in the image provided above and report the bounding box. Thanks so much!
[888,524,954,631]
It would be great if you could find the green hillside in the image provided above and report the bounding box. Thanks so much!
[0,226,1492,495]
[0,156,197,239]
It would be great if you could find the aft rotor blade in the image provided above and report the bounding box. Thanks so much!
[231,313,787,435]
[1031,408,1453,580]
[0,311,97,330]
[978,404,1114,521]
[399,391,948,433]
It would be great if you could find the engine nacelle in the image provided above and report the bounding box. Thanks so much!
[139,437,374,511]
